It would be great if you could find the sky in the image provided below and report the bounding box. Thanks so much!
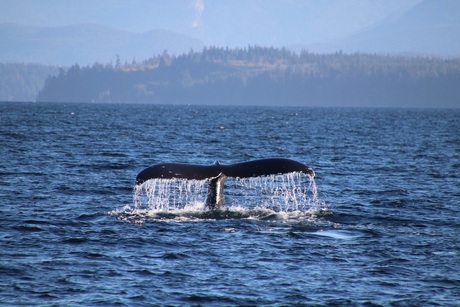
[0,0,422,48]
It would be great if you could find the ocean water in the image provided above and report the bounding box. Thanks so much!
[1,102,459,306]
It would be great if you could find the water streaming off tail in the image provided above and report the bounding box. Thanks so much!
[133,178,209,210]
[131,172,320,212]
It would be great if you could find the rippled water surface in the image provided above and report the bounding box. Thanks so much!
[1,102,459,306]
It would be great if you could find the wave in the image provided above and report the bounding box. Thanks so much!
[108,203,376,241]
[109,203,331,224]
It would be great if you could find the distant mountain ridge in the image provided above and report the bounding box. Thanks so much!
[325,0,460,56]
[0,23,204,66]
[0,0,459,66]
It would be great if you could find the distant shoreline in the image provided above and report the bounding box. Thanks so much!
[33,47,460,108]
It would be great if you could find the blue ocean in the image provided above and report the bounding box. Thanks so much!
[1,102,459,306]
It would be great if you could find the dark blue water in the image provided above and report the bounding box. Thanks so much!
[1,102,459,306]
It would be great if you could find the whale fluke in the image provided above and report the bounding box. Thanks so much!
[136,158,315,209]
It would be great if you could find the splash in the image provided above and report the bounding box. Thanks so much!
[233,172,320,212]
[132,178,208,211]
[111,172,325,223]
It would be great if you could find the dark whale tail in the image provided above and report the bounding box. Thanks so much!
[136,158,315,209]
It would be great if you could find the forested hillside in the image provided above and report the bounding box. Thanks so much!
[37,47,460,107]
[1,63,59,101]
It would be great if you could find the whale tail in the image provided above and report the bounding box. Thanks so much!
[206,173,227,210]
[136,158,314,209]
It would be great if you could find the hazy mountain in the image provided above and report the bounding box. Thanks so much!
[0,23,204,66]
[0,1,421,48]
[1,0,458,67]
[193,0,422,48]
[326,0,460,55]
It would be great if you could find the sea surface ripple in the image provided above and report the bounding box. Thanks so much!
[1,102,459,306]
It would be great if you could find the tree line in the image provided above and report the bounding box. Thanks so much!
[36,46,460,107]
[0,63,59,102]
